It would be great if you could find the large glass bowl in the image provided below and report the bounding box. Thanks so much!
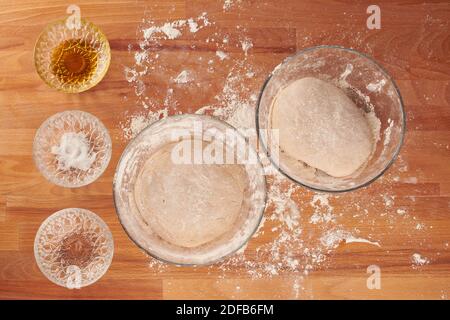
[257,45,405,192]
[34,19,110,93]
[113,114,267,265]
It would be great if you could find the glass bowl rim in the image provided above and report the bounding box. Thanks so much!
[33,18,111,93]
[112,114,268,266]
[255,45,406,193]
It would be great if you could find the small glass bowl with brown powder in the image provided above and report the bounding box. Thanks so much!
[34,208,114,288]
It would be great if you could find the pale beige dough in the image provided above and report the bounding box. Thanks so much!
[270,77,374,177]
[134,140,246,248]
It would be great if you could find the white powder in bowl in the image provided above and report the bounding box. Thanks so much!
[51,132,96,171]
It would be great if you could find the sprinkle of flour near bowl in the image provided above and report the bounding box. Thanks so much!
[412,253,430,268]
[173,70,193,84]
[216,50,229,61]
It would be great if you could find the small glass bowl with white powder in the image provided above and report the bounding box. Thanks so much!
[257,45,405,192]
[33,110,112,187]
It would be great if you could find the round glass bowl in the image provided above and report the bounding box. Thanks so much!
[33,110,112,188]
[257,45,405,192]
[34,19,110,93]
[113,114,267,265]
[34,208,114,288]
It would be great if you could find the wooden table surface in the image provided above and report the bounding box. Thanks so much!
[0,0,449,300]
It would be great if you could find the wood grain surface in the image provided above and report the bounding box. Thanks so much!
[0,0,449,300]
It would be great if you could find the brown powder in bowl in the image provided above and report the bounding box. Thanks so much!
[59,232,96,268]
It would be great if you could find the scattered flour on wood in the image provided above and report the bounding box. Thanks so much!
[310,194,335,224]
[320,229,381,249]
[223,0,242,11]
[240,38,253,55]
[412,253,430,267]
[120,9,431,297]
[216,50,229,60]
[174,70,193,84]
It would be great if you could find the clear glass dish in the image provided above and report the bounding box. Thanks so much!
[34,19,110,93]
[34,208,114,288]
[257,45,405,192]
[113,114,267,265]
[33,110,112,188]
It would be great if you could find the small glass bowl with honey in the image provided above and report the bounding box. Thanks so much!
[34,19,111,93]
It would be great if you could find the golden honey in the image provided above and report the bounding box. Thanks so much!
[50,39,98,85]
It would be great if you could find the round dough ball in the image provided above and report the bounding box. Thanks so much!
[270,77,373,177]
[134,141,246,248]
